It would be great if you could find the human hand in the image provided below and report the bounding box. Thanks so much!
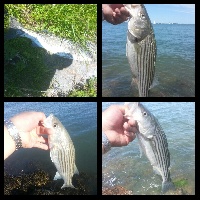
[102,105,137,147]
[10,112,53,150]
[102,4,130,25]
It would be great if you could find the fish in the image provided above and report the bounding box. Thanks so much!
[124,4,157,97]
[124,102,175,193]
[43,114,79,189]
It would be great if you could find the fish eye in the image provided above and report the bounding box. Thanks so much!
[143,112,147,116]
[53,123,58,127]
[140,13,145,19]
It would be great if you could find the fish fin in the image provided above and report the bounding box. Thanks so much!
[138,143,143,158]
[149,73,159,89]
[136,133,143,158]
[53,171,62,180]
[61,183,76,189]
[74,165,79,175]
[162,180,175,193]
[126,43,128,57]
[153,166,161,176]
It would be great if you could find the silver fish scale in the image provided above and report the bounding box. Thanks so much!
[126,4,157,97]
[127,31,156,97]
[124,102,174,193]
[43,114,78,189]
[137,104,171,181]
[50,142,75,188]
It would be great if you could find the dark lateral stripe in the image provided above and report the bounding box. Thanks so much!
[137,31,156,97]
[151,118,170,181]
[52,144,75,186]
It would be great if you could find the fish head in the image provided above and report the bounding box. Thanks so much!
[124,102,147,122]
[124,102,139,119]
[124,102,153,134]
[43,114,64,148]
[124,4,152,42]
[43,114,63,131]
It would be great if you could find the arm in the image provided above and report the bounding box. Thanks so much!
[4,126,16,160]
[4,111,53,160]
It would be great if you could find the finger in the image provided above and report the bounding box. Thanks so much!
[34,142,49,150]
[116,14,128,22]
[127,133,136,142]
[110,4,124,10]
[36,135,47,143]
[38,127,54,135]
[123,121,137,133]
[116,105,128,115]
[120,7,130,17]
[128,118,137,127]
[36,112,46,121]
[114,8,120,15]
[124,131,136,141]
[31,112,46,126]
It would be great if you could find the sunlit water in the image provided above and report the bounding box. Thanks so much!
[102,102,195,195]
[4,102,97,193]
[102,22,195,97]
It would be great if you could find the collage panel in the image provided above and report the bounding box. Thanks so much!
[102,4,195,97]
[4,102,97,195]
[102,102,195,195]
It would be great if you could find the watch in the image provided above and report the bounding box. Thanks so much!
[102,132,111,154]
[4,119,22,150]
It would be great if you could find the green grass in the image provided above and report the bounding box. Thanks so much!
[4,37,52,97]
[4,4,96,47]
[4,4,97,97]
[68,77,97,97]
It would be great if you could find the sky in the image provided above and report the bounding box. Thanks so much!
[145,4,195,24]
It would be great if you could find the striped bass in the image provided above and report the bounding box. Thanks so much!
[124,102,175,193]
[124,4,157,97]
[43,114,79,189]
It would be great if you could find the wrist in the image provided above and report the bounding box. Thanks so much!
[102,132,111,154]
[4,119,22,150]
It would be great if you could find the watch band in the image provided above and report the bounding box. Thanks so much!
[102,132,111,154]
[4,119,22,150]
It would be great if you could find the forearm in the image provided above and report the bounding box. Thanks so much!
[4,126,16,160]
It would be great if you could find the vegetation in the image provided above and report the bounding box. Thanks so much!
[4,4,96,46]
[4,37,52,97]
[174,178,188,188]
[68,77,97,97]
[4,4,97,97]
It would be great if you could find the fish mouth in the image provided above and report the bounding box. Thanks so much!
[41,114,54,128]
[123,4,141,17]
[124,102,139,119]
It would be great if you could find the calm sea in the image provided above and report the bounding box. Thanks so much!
[102,102,195,195]
[4,102,97,194]
[102,22,195,97]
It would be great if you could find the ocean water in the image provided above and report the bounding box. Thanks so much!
[102,22,195,97]
[4,102,97,193]
[102,102,195,195]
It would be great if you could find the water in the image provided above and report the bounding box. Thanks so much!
[4,102,97,193]
[102,22,195,97]
[102,102,195,195]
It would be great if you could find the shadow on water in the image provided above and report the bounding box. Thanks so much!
[4,27,74,97]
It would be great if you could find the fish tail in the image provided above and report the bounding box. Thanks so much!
[162,180,175,193]
[61,183,76,189]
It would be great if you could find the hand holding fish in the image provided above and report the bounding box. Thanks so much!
[102,4,130,25]
[4,112,53,160]
[102,105,137,148]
